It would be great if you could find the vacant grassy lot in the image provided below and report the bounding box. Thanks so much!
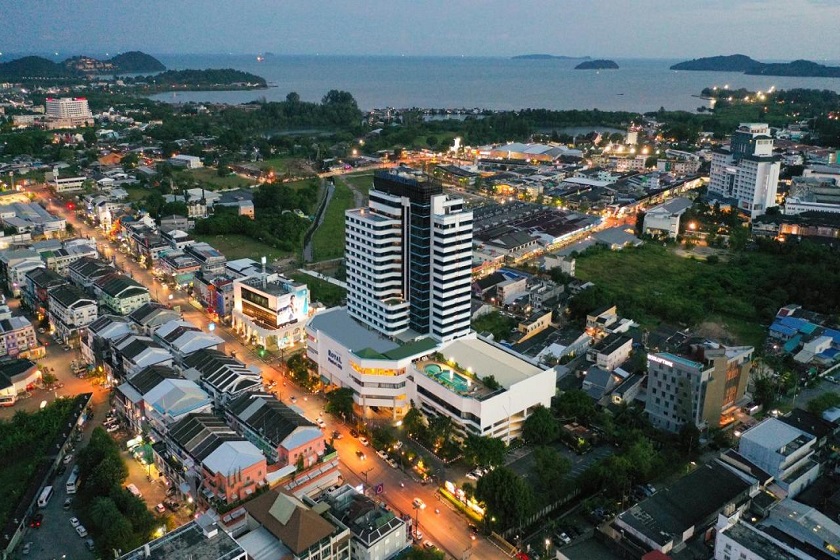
[123,185,152,202]
[192,233,292,262]
[342,172,374,198]
[181,167,253,189]
[574,243,777,347]
[311,181,353,262]
[291,273,345,307]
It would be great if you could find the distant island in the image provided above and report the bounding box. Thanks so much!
[671,54,840,77]
[512,54,591,60]
[575,59,619,70]
[126,68,268,91]
[0,51,166,80]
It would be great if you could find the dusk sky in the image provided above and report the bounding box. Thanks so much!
[2,0,840,60]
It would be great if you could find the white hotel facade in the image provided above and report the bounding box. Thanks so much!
[307,169,556,441]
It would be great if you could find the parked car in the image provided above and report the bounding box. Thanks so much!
[76,525,88,538]
[63,453,74,465]
[386,458,399,469]
[21,541,32,554]
[556,532,571,545]
[29,513,43,528]
[155,503,166,513]
[106,424,119,433]
[412,498,426,510]
[356,450,366,461]
[350,429,359,438]
[376,450,388,460]
[359,437,369,446]
[332,430,342,440]
[85,538,95,551]
[466,471,479,481]
[63,498,72,511]
[69,517,81,528]
[423,541,436,550]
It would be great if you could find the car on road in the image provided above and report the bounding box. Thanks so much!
[350,429,359,438]
[466,471,479,481]
[63,498,72,510]
[376,449,388,460]
[423,541,436,550]
[85,538,95,551]
[56,464,67,476]
[332,430,342,440]
[356,450,366,461]
[412,497,426,510]
[413,529,423,541]
[37,328,45,334]
[155,503,166,513]
[21,542,32,555]
[359,436,369,446]
[386,457,399,469]
[164,499,181,511]
[76,525,88,538]
[289,395,297,403]
[69,517,81,528]
[29,513,43,528]
[317,418,326,429]
[556,532,571,545]
[106,424,119,433]
[63,453,74,464]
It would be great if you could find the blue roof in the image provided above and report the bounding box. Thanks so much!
[823,328,840,345]
[818,348,840,360]
[783,335,803,354]
[770,323,796,337]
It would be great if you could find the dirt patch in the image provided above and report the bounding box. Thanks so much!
[695,321,739,345]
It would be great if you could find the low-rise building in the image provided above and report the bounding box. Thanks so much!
[182,349,262,409]
[587,333,633,371]
[119,516,247,560]
[185,242,226,276]
[67,257,116,293]
[47,284,98,343]
[80,315,134,373]
[0,306,37,358]
[318,485,408,560]
[159,215,191,233]
[195,272,236,320]
[22,267,67,316]
[225,393,326,469]
[94,273,151,315]
[738,418,820,498]
[110,334,174,380]
[157,252,201,287]
[232,273,310,351]
[615,461,755,555]
[0,202,65,238]
[0,248,43,296]
[238,490,351,560]
[39,240,98,275]
[0,359,41,406]
[152,320,223,365]
[643,197,694,238]
[128,302,181,336]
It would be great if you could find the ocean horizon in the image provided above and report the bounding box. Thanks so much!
[6,52,840,113]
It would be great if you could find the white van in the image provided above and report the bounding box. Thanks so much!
[125,483,142,498]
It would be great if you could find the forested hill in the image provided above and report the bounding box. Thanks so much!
[0,51,165,80]
[671,54,840,77]
[140,68,267,88]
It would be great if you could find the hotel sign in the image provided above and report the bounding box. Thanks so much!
[648,355,674,368]
[327,349,343,369]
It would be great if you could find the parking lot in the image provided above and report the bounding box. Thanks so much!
[16,455,96,559]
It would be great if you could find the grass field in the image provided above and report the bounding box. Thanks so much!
[123,185,152,202]
[181,168,253,189]
[192,233,293,262]
[291,273,345,307]
[342,172,374,198]
[311,181,353,262]
[575,243,771,347]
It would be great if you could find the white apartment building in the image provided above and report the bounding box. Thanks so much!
[45,97,92,120]
[47,285,98,343]
[709,123,780,219]
[345,169,472,342]
[738,418,820,498]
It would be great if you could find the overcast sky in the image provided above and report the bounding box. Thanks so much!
[2,0,840,60]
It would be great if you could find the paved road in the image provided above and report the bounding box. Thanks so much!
[39,188,506,560]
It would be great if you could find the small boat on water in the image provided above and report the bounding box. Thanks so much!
[256,55,265,62]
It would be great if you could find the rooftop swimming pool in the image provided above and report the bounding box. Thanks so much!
[424,363,471,394]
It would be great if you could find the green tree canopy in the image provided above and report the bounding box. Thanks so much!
[325,387,355,421]
[462,434,507,467]
[475,467,534,531]
[522,405,559,445]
